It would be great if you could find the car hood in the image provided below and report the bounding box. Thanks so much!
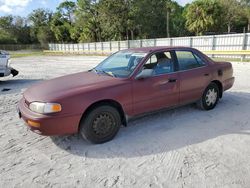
[24,71,119,102]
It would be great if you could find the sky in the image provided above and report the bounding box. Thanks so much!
[0,0,193,17]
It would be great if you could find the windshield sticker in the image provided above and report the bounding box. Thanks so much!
[132,53,147,57]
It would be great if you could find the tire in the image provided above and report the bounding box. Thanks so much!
[197,82,220,111]
[79,105,121,144]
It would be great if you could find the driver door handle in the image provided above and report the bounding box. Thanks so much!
[168,78,177,83]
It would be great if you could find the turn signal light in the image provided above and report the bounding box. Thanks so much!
[27,120,40,128]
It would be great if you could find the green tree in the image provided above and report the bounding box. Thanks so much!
[74,0,101,42]
[240,0,250,31]
[98,0,130,40]
[165,0,188,37]
[184,0,223,35]
[0,30,16,44]
[133,0,166,38]
[57,1,76,24]
[0,16,16,44]
[0,15,32,44]
[28,9,54,45]
[50,12,72,42]
[219,0,243,33]
[51,1,76,42]
[12,16,32,44]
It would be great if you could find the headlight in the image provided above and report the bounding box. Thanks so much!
[29,102,62,114]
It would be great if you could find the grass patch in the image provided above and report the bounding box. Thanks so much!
[212,57,250,62]
[8,50,250,62]
[10,51,45,58]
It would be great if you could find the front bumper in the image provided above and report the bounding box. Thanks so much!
[11,68,18,77]
[17,98,81,136]
[0,67,18,77]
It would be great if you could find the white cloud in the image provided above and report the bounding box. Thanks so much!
[41,0,47,6]
[0,0,32,14]
[0,0,32,7]
[176,0,193,6]
[0,4,12,13]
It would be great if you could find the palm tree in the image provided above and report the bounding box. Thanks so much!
[185,0,221,35]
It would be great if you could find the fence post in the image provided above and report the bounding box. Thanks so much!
[190,37,193,48]
[128,40,130,49]
[88,43,90,54]
[110,41,112,52]
[241,33,248,61]
[212,36,216,50]
[140,40,142,47]
[212,36,216,58]
[101,42,103,55]
[154,38,157,46]
[118,41,120,51]
[170,38,173,46]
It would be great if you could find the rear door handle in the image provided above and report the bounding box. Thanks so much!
[168,78,177,83]
[204,73,210,76]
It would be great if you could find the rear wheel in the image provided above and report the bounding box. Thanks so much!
[197,83,219,110]
[80,105,121,144]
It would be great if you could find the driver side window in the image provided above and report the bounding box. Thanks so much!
[143,51,174,75]
[144,55,157,69]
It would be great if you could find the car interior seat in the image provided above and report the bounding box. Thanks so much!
[154,53,173,75]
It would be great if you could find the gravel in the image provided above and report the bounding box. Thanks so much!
[0,56,250,188]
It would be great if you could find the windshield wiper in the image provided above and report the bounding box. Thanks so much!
[92,68,116,77]
[90,68,97,73]
[100,70,116,77]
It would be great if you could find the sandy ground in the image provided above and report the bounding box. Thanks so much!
[0,56,250,188]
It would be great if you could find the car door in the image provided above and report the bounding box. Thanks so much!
[175,50,212,104]
[132,51,180,115]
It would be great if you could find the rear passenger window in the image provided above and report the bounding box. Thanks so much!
[176,51,205,71]
[193,53,205,65]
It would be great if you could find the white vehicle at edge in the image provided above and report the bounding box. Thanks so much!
[0,50,18,77]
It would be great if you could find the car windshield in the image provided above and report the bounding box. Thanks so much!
[94,51,147,78]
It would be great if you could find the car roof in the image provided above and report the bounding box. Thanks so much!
[125,46,195,53]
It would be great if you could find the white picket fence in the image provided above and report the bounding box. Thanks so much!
[49,33,250,59]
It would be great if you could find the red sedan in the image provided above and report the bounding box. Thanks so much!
[18,47,235,144]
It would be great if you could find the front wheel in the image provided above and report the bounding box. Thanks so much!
[197,83,219,110]
[80,105,121,144]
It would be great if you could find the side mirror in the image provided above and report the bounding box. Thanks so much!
[135,69,153,80]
